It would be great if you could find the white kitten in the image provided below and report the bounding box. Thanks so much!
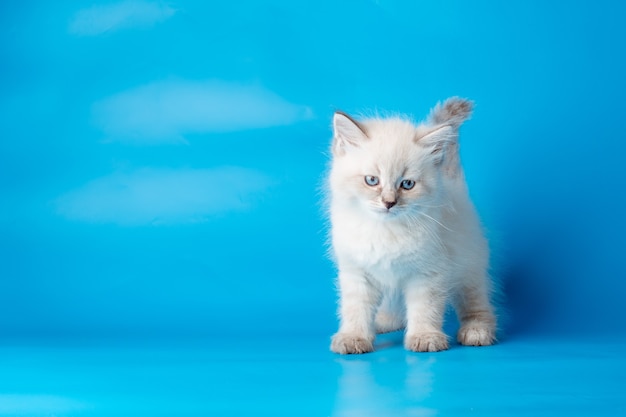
[328,98,496,354]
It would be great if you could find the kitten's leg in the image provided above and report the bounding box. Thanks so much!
[403,280,449,352]
[331,270,381,354]
[455,278,496,346]
[375,289,406,334]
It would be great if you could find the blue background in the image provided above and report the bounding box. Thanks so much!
[1,1,625,415]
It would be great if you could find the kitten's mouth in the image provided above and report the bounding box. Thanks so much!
[375,207,399,217]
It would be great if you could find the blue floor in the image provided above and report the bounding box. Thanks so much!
[1,335,624,416]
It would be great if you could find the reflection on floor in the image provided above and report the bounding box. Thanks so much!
[0,333,624,416]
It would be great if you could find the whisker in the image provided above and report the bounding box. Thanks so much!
[415,203,447,209]
[417,211,455,233]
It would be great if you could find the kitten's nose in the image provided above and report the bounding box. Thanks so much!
[383,200,396,210]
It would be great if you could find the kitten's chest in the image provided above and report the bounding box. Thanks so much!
[333,217,432,281]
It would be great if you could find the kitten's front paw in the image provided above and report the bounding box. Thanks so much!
[331,333,374,354]
[405,332,449,352]
[457,324,496,346]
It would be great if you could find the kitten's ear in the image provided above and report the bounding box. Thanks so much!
[332,111,368,155]
[428,97,473,128]
[415,124,455,164]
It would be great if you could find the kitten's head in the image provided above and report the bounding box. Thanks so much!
[329,98,472,220]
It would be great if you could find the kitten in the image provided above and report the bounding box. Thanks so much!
[328,98,496,354]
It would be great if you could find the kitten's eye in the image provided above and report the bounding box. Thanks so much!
[364,175,379,186]
[400,179,415,190]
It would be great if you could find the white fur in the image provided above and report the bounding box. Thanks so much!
[328,98,496,354]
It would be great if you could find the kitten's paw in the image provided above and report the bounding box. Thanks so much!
[404,332,449,352]
[457,323,496,346]
[331,333,374,354]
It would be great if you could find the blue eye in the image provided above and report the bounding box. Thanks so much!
[400,179,415,190]
[364,175,379,186]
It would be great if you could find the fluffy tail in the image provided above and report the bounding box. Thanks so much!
[427,97,473,178]
[428,97,473,129]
